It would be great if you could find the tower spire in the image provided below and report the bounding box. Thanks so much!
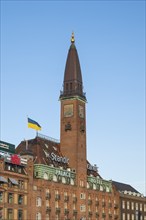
[60,33,86,101]
[71,32,75,44]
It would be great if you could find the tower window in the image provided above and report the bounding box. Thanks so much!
[66,83,68,91]
[70,83,72,91]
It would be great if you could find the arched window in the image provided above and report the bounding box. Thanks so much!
[62,177,66,184]
[70,178,74,185]
[44,173,48,180]
[53,175,57,182]
[93,184,96,190]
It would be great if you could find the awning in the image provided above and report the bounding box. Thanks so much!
[9,177,18,185]
[0,176,8,183]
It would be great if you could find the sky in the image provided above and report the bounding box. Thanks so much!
[1,1,145,195]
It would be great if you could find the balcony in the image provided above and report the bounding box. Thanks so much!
[108,203,112,208]
[109,213,112,218]
[95,201,99,206]
[46,207,51,213]
[88,199,92,205]
[60,90,86,101]
[56,208,61,213]
[46,193,51,200]
[55,194,60,201]
[88,211,92,216]
[114,204,119,209]
[102,201,106,207]
[64,196,69,202]
[73,197,77,203]
[73,210,77,215]
[64,209,69,214]
[102,213,106,218]
[114,214,118,219]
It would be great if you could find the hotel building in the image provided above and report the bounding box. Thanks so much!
[0,33,145,220]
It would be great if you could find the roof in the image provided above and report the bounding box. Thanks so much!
[112,180,140,193]
[16,135,100,177]
[16,136,69,167]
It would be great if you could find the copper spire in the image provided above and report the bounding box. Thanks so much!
[60,33,86,101]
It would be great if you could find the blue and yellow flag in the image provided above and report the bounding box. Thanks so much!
[28,117,41,131]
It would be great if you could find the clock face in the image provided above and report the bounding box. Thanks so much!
[79,105,84,118]
[64,104,73,117]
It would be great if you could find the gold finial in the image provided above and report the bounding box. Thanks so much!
[71,32,75,43]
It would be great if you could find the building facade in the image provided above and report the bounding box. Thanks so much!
[113,181,146,220]
[0,34,145,220]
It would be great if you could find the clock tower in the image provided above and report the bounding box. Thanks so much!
[60,33,87,185]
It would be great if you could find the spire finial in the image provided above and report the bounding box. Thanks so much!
[71,32,75,44]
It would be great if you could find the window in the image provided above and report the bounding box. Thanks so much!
[70,83,72,91]
[144,204,146,212]
[131,202,134,210]
[66,83,68,91]
[93,184,96,190]
[18,195,23,205]
[8,193,13,204]
[36,197,42,207]
[80,180,84,187]
[0,192,3,203]
[53,175,57,182]
[127,201,130,209]
[70,178,74,185]
[62,177,66,184]
[36,212,41,220]
[18,180,24,189]
[44,173,48,180]
[122,213,125,220]
[7,209,13,220]
[140,203,143,211]
[18,210,23,220]
[122,200,125,209]
[132,214,134,220]
[127,213,130,220]
[80,205,86,212]
[136,203,138,210]
[80,193,85,199]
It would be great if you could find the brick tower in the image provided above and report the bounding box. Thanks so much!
[60,33,87,186]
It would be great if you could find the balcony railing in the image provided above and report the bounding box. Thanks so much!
[73,197,77,203]
[64,209,69,214]
[102,201,106,207]
[64,196,69,202]
[46,207,51,213]
[88,211,92,216]
[46,193,51,200]
[88,199,92,205]
[108,203,112,208]
[56,208,61,213]
[109,213,112,218]
[55,194,60,201]
[95,201,99,206]
[60,90,86,100]
[114,204,119,209]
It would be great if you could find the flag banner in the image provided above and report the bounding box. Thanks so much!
[28,117,41,131]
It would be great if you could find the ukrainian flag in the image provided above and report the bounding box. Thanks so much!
[28,117,41,131]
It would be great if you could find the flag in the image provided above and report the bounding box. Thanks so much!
[28,117,41,131]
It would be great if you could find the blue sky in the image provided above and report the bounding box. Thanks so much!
[1,1,145,195]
